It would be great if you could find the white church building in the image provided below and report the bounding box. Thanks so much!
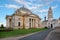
[42,7,60,28]
[6,6,60,29]
[6,6,41,29]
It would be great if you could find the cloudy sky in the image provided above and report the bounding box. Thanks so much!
[0,0,60,26]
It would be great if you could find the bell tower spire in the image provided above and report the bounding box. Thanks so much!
[48,7,53,21]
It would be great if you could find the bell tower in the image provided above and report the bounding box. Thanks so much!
[48,7,53,21]
[48,7,53,28]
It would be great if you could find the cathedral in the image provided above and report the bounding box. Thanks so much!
[6,6,41,29]
[6,6,60,29]
[42,7,60,28]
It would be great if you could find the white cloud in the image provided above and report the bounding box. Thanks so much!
[13,0,58,13]
[14,0,32,6]
[13,0,51,13]
[13,0,44,9]
[13,0,60,6]
[33,5,58,14]
[43,0,52,5]
[5,4,20,9]
[38,5,58,13]
[0,4,20,9]
[33,9,48,13]
[52,5,58,9]
[39,9,48,13]
[28,4,43,10]
[1,0,57,14]
[14,0,24,4]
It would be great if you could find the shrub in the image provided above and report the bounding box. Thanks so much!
[6,27,13,31]
[0,27,13,32]
[1,24,4,28]
[44,26,48,29]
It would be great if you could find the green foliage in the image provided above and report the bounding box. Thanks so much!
[0,27,13,32]
[0,25,6,31]
[7,27,13,31]
[0,24,4,28]
[0,28,47,38]
[44,26,48,29]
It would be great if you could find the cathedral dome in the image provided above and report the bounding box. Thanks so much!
[16,6,32,14]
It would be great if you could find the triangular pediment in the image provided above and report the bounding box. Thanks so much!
[29,14,38,17]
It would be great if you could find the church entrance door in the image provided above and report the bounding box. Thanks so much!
[51,24,53,28]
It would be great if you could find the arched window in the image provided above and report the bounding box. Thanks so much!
[18,22,20,26]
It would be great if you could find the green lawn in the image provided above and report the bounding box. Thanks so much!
[0,28,47,38]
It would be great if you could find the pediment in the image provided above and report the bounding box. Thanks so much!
[29,14,37,17]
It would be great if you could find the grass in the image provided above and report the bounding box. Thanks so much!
[0,28,48,38]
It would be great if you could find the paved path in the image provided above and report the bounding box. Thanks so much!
[45,28,60,40]
[19,29,52,40]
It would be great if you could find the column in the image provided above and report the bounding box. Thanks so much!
[33,19,35,28]
[32,19,33,28]
[33,19,34,28]
[31,19,32,28]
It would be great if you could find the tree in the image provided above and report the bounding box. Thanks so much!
[1,24,4,28]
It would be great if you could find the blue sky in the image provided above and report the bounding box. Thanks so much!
[0,0,60,26]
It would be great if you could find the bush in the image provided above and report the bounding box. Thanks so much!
[44,26,48,29]
[1,24,4,28]
[0,27,13,32]
[0,24,6,32]
[6,27,13,31]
